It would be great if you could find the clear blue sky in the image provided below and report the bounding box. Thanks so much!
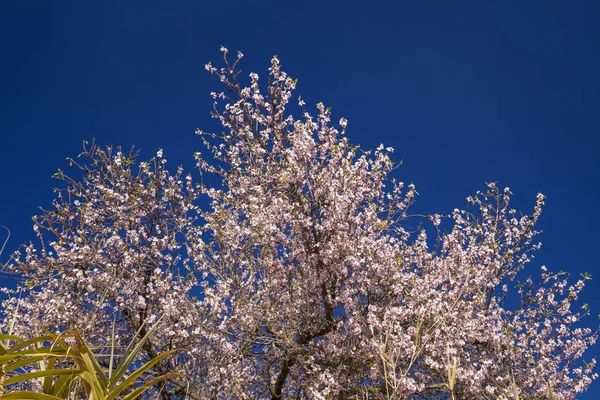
[1,1,599,396]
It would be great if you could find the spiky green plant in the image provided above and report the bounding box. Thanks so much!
[0,320,182,399]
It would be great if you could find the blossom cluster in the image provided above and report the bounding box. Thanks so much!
[1,49,597,399]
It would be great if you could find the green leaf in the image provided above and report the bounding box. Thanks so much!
[4,368,81,386]
[4,355,54,373]
[120,373,184,400]
[107,349,180,400]
[73,332,109,389]
[7,335,57,354]
[0,349,69,367]
[0,334,25,344]
[79,369,107,400]
[51,373,79,398]
[108,316,164,389]
[2,392,63,400]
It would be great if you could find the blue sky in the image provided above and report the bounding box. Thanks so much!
[1,1,599,396]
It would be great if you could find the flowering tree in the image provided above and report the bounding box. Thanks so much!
[192,49,597,399]
[2,48,597,399]
[1,144,203,398]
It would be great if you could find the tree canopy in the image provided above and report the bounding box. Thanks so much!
[1,49,597,399]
